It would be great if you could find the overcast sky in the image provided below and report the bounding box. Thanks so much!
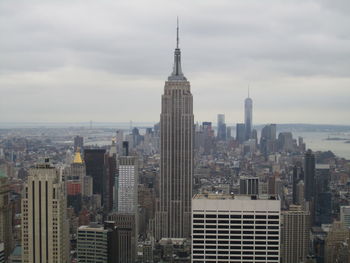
[1,0,350,125]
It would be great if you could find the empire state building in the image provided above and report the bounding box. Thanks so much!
[155,22,194,239]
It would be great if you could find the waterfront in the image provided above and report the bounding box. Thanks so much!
[294,131,350,160]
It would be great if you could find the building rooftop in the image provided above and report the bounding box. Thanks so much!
[193,193,279,201]
[316,164,330,169]
[78,224,104,231]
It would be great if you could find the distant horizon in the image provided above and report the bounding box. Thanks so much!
[1,121,350,129]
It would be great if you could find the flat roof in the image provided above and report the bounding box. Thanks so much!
[193,193,279,201]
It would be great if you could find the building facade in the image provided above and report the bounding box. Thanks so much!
[192,194,281,262]
[340,206,350,228]
[77,224,113,263]
[155,23,194,239]
[117,155,138,213]
[239,176,259,195]
[217,114,227,141]
[244,96,253,141]
[21,160,69,263]
[281,205,310,263]
[84,149,106,204]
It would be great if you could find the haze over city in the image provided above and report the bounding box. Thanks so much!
[1,0,350,124]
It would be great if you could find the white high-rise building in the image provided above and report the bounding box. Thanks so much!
[192,194,281,262]
[21,159,69,263]
[117,155,138,213]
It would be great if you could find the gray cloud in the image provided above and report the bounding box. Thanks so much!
[0,0,349,124]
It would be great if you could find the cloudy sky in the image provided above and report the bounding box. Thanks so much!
[1,0,350,125]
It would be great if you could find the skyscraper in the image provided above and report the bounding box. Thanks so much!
[117,142,138,213]
[236,123,246,144]
[84,149,106,204]
[155,21,194,239]
[281,205,310,263]
[244,93,253,141]
[217,114,227,141]
[21,159,69,263]
[73,135,84,152]
[304,149,315,202]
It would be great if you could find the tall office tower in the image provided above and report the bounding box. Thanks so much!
[217,114,227,141]
[70,151,85,180]
[324,221,350,263]
[296,180,305,206]
[84,149,106,204]
[226,127,232,139]
[73,135,84,152]
[108,214,137,263]
[315,164,331,225]
[116,130,124,154]
[66,151,86,213]
[0,170,13,259]
[251,129,258,143]
[117,142,138,213]
[292,166,298,204]
[304,149,315,202]
[105,151,116,212]
[77,224,117,263]
[82,176,93,197]
[202,122,215,154]
[239,176,259,195]
[236,123,246,144]
[260,124,277,155]
[277,132,294,152]
[340,206,350,228]
[22,159,69,263]
[281,205,310,263]
[192,194,281,262]
[292,165,303,205]
[244,94,253,141]
[156,22,194,239]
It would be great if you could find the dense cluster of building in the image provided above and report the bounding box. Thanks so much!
[0,27,350,263]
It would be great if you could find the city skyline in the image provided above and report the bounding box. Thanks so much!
[1,0,350,124]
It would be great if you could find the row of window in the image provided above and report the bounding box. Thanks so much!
[193,255,279,261]
[194,214,279,219]
[194,220,279,225]
[193,251,278,255]
[194,225,279,229]
[194,239,279,244]
[193,230,279,235]
[193,235,279,240]
[193,246,278,252]
[193,242,279,248]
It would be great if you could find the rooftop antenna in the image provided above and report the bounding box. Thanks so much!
[248,84,250,98]
[176,16,179,48]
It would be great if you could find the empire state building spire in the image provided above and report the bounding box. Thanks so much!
[169,18,186,81]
